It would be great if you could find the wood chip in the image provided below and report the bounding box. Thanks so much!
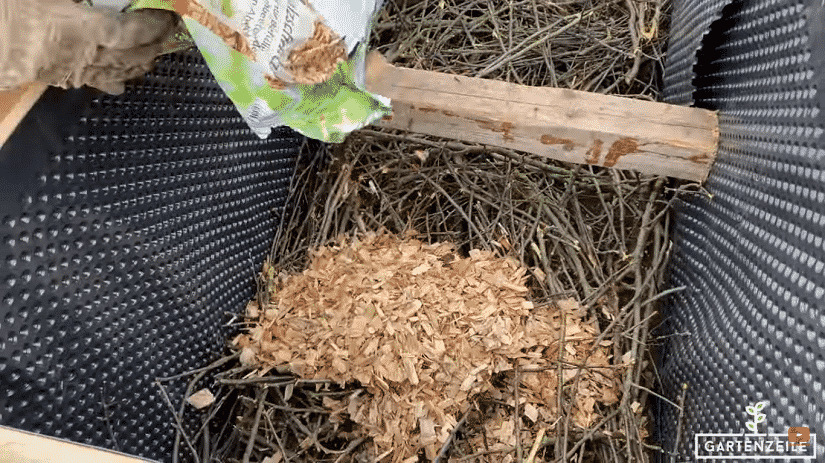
[237,234,623,461]
[524,403,539,422]
[285,20,347,85]
[239,347,257,366]
[186,388,215,410]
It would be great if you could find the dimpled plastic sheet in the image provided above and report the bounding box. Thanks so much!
[0,50,301,460]
[664,0,731,106]
[655,0,825,461]
[662,0,733,105]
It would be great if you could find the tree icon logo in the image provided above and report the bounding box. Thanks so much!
[745,401,768,433]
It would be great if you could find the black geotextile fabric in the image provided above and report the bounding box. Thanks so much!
[0,50,301,461]
[656,0,825,461]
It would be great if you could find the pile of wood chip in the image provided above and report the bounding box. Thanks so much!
[233,233,622,462]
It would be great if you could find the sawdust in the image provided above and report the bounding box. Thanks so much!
[233,233,623,462]
[285,20,347,85]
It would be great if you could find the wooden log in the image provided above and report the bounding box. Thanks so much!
[0,425,155,463]
[365,52,718,182]
[0,83,48,148]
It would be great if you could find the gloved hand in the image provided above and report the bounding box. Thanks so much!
[0,0,184,94]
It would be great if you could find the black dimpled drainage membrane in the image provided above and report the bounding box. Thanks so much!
[662,0,734,106]
[0,51,301,461]
[656,0,825,461]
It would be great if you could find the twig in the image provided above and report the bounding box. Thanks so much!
[525,427,546,463]
[333,437,367,463]
[242,387,268,463]
[239,396,330,414]
[157,353,240,383]
[624,0,642,84]
[419,173,489,250]
[217,376,295,385]
[154,380,200,463]
[628,382,682,411]
[433,409,470,463]
[456,431,610,461]
[671,382,689,463]
[514,363,523,463]
[100,383,121,452]
[202,425,209,463]
[477,12,585,78]
[170,353,226,463]
[191,387,229,442]
[639,285,686,308]
[554,408,622,462]
[558,297,570,463]
[265,412,292,463]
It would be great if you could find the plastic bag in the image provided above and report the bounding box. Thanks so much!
[132,0,392,141]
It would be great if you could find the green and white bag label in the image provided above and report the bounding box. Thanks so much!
[132,0,391,142]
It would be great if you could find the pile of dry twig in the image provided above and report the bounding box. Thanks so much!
[370,0,668,99]
[170,129,706,463]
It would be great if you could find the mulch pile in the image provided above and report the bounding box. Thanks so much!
[233,234,621,462]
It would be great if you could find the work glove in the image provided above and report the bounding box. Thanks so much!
[0,0,186,94]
